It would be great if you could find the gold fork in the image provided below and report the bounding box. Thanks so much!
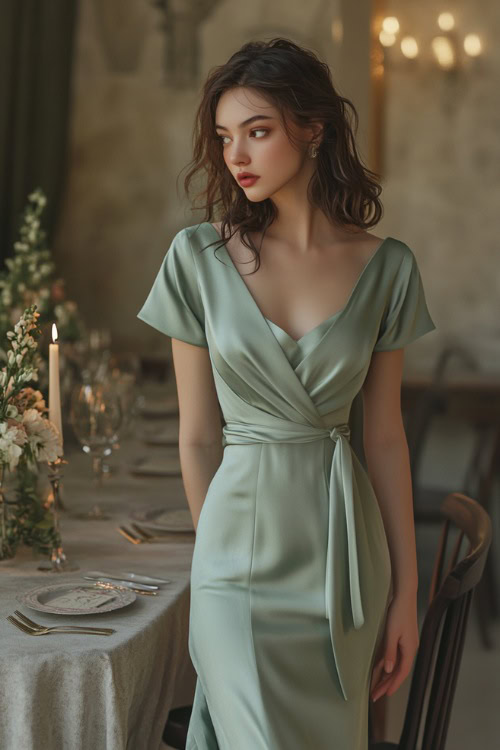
[13,610,115,634]
[7,615,115,636]
[117,524,167,544]
[117,525,144,544]
[130,523,166,541]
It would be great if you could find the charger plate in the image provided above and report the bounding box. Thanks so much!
[138,396,179,419]
[130,507,194,533]
[139,421,179,446]
[17,582,136,615]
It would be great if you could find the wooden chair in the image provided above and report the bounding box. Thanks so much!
[162,705,192,749]
[369,492,492,749]
[404,345,499,648]
[164,493,491,749]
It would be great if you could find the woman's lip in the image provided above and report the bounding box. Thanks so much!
[237,175,259,184]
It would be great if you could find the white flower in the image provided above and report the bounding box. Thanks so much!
[21,409,62,463]
[6,404,18,418]
[0,420,27,470]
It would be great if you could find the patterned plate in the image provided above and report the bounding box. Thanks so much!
[17,582,136,615]
[130,507,194,532]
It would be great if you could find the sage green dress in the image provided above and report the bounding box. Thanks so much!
[137,222,436,750]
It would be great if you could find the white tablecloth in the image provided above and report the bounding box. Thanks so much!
[0,403,196,750]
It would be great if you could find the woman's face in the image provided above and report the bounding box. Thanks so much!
[215,86,319,203]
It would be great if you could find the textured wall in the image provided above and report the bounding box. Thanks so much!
[53,0,498,373]
[377,0,500,372]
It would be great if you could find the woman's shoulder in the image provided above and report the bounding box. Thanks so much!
[374,234,417,275]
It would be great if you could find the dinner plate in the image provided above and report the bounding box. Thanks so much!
[17,582,136,615]
[139,422,179,446]
[130,507,194,533]
[138,396,179,419]
[128,455,181,477]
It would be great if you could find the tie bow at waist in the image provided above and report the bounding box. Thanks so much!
[329,423,351,442]
[222,418,366,638]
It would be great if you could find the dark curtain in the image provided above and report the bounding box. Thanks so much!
[0,0,78,264]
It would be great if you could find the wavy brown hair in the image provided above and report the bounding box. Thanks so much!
[181,37,383,272]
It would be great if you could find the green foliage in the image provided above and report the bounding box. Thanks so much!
[0,188,84,355]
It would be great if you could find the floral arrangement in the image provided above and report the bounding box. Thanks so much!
[0,305,63,559]
[0,188,84,356]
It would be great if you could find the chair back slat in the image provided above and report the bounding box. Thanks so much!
[422,594,467,748]
[395,493,491,750]
[439,590,472,745]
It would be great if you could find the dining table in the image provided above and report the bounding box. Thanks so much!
[0,381,197,750]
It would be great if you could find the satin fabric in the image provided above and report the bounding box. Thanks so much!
[137,222,436,749]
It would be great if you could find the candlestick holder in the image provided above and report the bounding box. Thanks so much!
[37,456,79,572]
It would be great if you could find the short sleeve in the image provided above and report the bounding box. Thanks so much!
[137,229,208,347]
[374,246,436,352]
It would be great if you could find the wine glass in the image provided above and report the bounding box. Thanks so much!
[70,382,122,519]
[81,327,113,382]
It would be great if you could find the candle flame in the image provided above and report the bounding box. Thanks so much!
[52,323,58,343]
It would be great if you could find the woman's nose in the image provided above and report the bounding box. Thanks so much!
[229,142,249,166]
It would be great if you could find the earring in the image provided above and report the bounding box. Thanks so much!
[309,142,319,159]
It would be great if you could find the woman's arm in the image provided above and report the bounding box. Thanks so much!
[362,347,421,701]
[361,347,418,598]
[171,338,223,532]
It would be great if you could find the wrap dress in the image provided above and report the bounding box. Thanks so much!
[137,221,437,750]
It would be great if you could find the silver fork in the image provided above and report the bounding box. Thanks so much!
[7,614,115,636]
[13,610,115,634]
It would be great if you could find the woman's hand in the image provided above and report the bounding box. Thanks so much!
[370,591,420,702]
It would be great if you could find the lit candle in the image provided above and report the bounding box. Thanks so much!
[49,323,63,450]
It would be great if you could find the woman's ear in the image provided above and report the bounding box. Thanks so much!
[311,122,324,144]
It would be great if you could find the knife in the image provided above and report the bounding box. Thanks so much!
[86,569,170,586]
[92,581,158,597]
[83,575,158,592]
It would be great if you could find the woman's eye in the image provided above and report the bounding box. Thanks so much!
[218,129,268,145]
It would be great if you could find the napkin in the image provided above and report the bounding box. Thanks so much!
[49,588,116,609]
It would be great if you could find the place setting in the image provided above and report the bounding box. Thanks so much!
[138,419,180,446]
[136,393,179,419]
[127,449,182,477]
[117,507,195,545]
[7,568,173,637]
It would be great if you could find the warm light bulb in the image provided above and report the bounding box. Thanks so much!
[331,18,343,44]
[382,16,400,35]
[437,12,455,31]
[401,36,419,59]
[52,323,58,343]
[464,34,482,57]
[379,30,396,47]
[432,35,456,69]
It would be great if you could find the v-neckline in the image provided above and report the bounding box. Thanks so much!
[204,222,391,344]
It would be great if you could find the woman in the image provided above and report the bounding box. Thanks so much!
[138,38,436,750]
